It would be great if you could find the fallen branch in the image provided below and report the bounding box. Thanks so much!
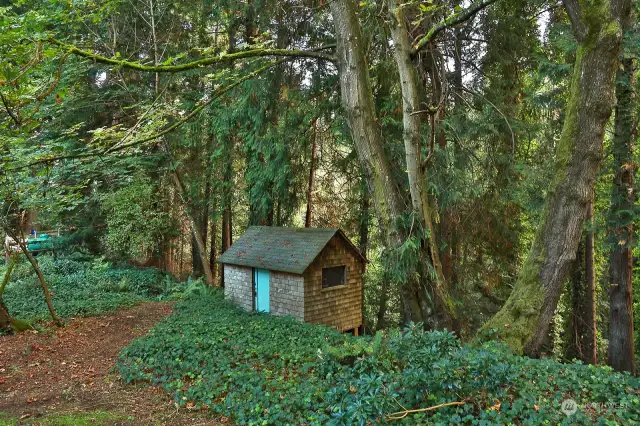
[386,401,465,420]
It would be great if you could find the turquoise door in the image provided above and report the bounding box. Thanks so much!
[254,268,270,313]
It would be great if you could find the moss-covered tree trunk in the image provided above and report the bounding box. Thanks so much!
[607,56,636,375]
[0,255,17,332]
[482,0,630,356]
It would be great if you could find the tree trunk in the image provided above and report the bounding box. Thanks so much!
[209,196,218,284]
[220,143,233,288]
[358,178,371,327]
[358,178,370,258]
[0,300,11,332]
[189,133,212,278]
[169,169,215,286]
[191,223,205,277]
[607,56,636,375]
[329,0,406,239]
[305,119,318,228]
[585,201,597,364]
[0,255,16,332]
[387,0,455,329]
[375,278,389,330]
[17,238,62,326]
[564,201,596,364]
[482,0,629,355]
[4,223,59,326]
[330,0,429,325]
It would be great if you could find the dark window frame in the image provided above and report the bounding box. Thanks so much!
[322,265,347,289]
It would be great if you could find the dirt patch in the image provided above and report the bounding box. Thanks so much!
[0,302,226,425]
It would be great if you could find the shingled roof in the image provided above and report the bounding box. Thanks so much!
[217,226,365,274]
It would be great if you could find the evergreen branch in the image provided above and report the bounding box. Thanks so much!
[7,60,284,170]
[104,59,284,153]
[46,38,336,72]
[460,86,515,152]
[411,0,499,54]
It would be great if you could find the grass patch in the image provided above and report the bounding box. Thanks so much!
[0,410,123,425]
[118,290,640,425]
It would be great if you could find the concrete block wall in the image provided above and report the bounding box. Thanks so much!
[224,264,253,311]
[270,271,304,321]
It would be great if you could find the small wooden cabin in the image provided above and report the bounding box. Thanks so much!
[218,227,366,334]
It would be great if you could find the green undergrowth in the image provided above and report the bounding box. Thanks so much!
[0,410,123,425]
[118,290,640,425]
[1,255,187,324]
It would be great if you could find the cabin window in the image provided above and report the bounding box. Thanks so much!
[322,265,346,288]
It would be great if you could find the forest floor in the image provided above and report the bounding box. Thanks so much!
[0,302,226,425]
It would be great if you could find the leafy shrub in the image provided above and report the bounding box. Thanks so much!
[326,326,640,425]
[118,293,640,425]
[100,176,177,261]
[3,255,178,321]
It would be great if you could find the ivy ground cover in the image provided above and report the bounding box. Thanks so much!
[118,289,640,425]
[2,256,176,323]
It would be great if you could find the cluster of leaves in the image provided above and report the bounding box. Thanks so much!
[2,255,181,322]
[118,292,640,425]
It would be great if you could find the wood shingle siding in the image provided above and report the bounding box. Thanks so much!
[303,235,363,331]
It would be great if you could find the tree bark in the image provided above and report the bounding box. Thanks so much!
[305,119,318,228]
[564,201,596,364]
[0,300,11,332]
[170,169,215,286]
[358,178,371,327]
[191,221,205,277]
[330,0,406,240]
[387,0,456,328]
[220,140,233,288]
[14,235,62,326]
[330,0,429,325]
[482,0,630,355]
[375,278,389,330]
[209,196,218,284]
[607,56,636,375]
[358,178,371,258]
[0,255,16,332]
[585,201,597,364]
[191,136,212,278]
